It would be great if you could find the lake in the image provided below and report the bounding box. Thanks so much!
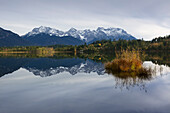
[0,55,170,113]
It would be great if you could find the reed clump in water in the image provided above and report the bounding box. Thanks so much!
[105,49,151,76]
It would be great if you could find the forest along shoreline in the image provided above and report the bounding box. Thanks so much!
[0,35,169,66]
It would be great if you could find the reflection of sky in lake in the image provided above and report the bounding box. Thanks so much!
[0,61,170,113]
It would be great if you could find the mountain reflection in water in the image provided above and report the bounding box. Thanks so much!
[0,57,169,91]
[0,56,170,113]
[0,57,105,77]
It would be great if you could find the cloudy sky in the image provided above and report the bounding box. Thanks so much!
[0,0,170,40]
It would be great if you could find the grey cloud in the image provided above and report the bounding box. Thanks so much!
[0,0,170,40]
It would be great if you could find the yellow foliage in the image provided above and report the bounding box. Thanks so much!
[105,49,143,72]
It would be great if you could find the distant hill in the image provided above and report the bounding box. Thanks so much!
[151,35,170,42]
[22,33,85,46]
[0,27,32,47]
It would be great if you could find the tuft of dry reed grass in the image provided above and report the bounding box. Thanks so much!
[105,49,151,76]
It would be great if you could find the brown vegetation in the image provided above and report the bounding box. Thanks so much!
[105,49,152,76]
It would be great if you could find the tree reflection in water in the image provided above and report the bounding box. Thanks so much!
[105,64,164,92]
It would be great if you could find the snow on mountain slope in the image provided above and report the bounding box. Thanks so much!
[25,26,64,37]
[23,26,136,43]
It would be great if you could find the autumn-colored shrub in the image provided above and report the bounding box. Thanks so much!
[105,49,143,72]
[105,49,152,76]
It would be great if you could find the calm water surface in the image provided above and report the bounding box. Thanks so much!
[0,57,170,113]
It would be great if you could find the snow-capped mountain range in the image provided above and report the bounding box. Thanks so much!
[0,26,136,47]
[23,26,136,43]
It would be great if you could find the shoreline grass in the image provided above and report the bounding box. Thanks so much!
[105,49,152,76]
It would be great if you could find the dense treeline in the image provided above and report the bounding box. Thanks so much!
[0,50,169,66]
[0,46,54,53]
[0,35,169,53]
[77,35,170,53]
[0,45,75,53]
